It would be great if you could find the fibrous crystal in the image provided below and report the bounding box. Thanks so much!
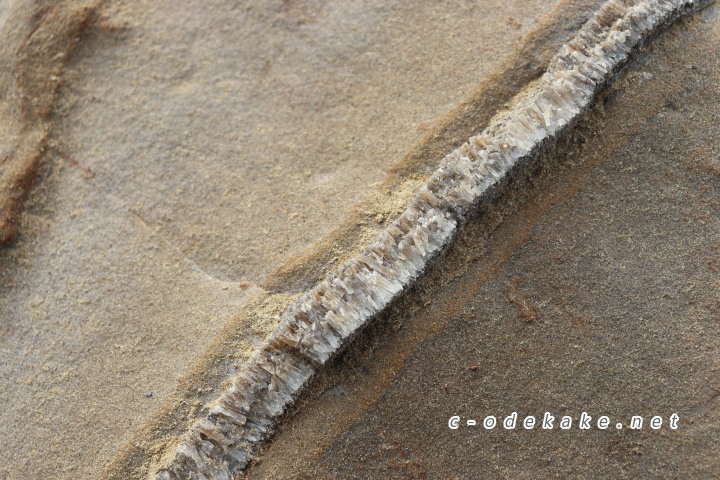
[154,1,712,478]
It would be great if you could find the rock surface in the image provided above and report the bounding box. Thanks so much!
[0,0,563,479]
[242,3,720,478]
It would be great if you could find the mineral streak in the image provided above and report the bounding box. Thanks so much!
[154,1,712,478]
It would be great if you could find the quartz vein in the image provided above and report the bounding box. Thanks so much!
[153,1,712,478]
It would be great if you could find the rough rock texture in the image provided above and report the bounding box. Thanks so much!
[153,1,713,478]
[0,1,569,479]
[0,0,100,243]
[243,3,720,476]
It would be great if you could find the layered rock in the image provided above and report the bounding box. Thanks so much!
[154,1,712,478]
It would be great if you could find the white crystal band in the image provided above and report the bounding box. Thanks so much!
[154,1,711,478]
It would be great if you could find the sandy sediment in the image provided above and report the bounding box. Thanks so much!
[149,1,714,479]
[1,1,573,479]
[4,0,714,478]
[244,4,720,476]
[0,0,100,243]
[103,1,615,479]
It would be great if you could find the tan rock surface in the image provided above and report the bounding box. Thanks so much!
[0,0,570,478]
[241,3,720,478]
